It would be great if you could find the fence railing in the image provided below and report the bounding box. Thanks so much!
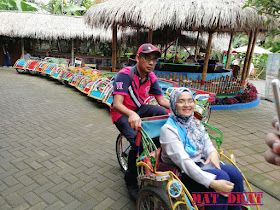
[156,73,246,94]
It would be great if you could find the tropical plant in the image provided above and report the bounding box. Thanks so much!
[42,0,84,15]
[99,43,112,56]
[42,0,100,16]
[211,83,258,105]
[0,0,41,11]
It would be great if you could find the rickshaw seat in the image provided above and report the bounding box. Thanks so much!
[142,148,181,178]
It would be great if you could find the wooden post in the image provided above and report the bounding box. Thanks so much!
[225,32,233,69]
[194,31,200,60]
[241,31,253,81]
[74,39,77,54]
[112,23,117,72]
[21,38,24,58]
[245,29,258,80]
[148,28,153,43]
[71,39,74,65]
[201,32,213,86]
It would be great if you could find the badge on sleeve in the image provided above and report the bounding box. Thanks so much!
[116,82,123,90]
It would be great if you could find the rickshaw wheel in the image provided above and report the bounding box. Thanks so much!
[137,185,172,210]
[116,134,130,172]
[28,70,37,75]
[16,68,25,74]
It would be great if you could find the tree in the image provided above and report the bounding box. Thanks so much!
[245,0,280,18]
[42,0,99,16]
[0,0,100,15]
[0,0,41,11]
[245,0,280,35]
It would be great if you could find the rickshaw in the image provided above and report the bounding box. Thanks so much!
[87,77,114,101]
[24,59,41,75]
[115,92,260,210]
[13,59,27,73]
[134,115,260,210]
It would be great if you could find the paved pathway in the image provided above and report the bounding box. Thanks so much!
[0,68,279,209]
[249,79,265,98]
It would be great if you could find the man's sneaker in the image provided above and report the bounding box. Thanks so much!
[127,184,139,201]
[9,66,13,68]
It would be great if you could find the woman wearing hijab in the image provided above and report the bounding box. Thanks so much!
[160,87,244,209]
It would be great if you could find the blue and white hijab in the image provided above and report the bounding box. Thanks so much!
[166,88,206,157]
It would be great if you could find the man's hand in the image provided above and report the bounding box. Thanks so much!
[204,151,221,169]
[128,112,141,130]
[210,180,234,197]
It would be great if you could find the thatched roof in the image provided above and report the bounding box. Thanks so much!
[0,10,132,41]
[181,31,231,53]
[84,0,278,33]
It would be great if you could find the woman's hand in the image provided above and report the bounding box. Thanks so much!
[204,151,220,169]
[210,180,234,197]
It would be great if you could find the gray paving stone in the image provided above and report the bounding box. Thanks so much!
[42,201,64,210]
[103,187,122,201]
[12,203,30,210]
[3,175,20,186]
[39,192,58,204]
[59,200,82,210]
[48,181,71,194]
[94,197,115,210]
[33,182,56,195]
[17,175,34,186]
[5,193,26,207]
[47,173,64,184]
[87,188,107,202]
[18,183,40,196]
[23,192,42,206]
[76,199,97,210]
[0,183,24,197]
[56,190,76,204]
[31,174,50,185]
[0,204,12,209]
[70,189,92,203]
[0,196,7,206]
[109,196,133,210]
[41,160,55,170]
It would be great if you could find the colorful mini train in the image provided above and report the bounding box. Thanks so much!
[13,57,215,118]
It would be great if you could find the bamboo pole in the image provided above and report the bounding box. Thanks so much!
[245,29,258,80]
[71,39,74,65]
[194,31,200,60]
[148,28,153,43]
[225,32,233,69]
[201,32,213,86]
[112,23,117,72]
[21,38,24,58]
[173,38,179,63]
[241,31,253,81]
[75,39,79,54]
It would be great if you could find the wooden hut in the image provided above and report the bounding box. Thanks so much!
[0,10,134,65]
[84,0,278,87]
